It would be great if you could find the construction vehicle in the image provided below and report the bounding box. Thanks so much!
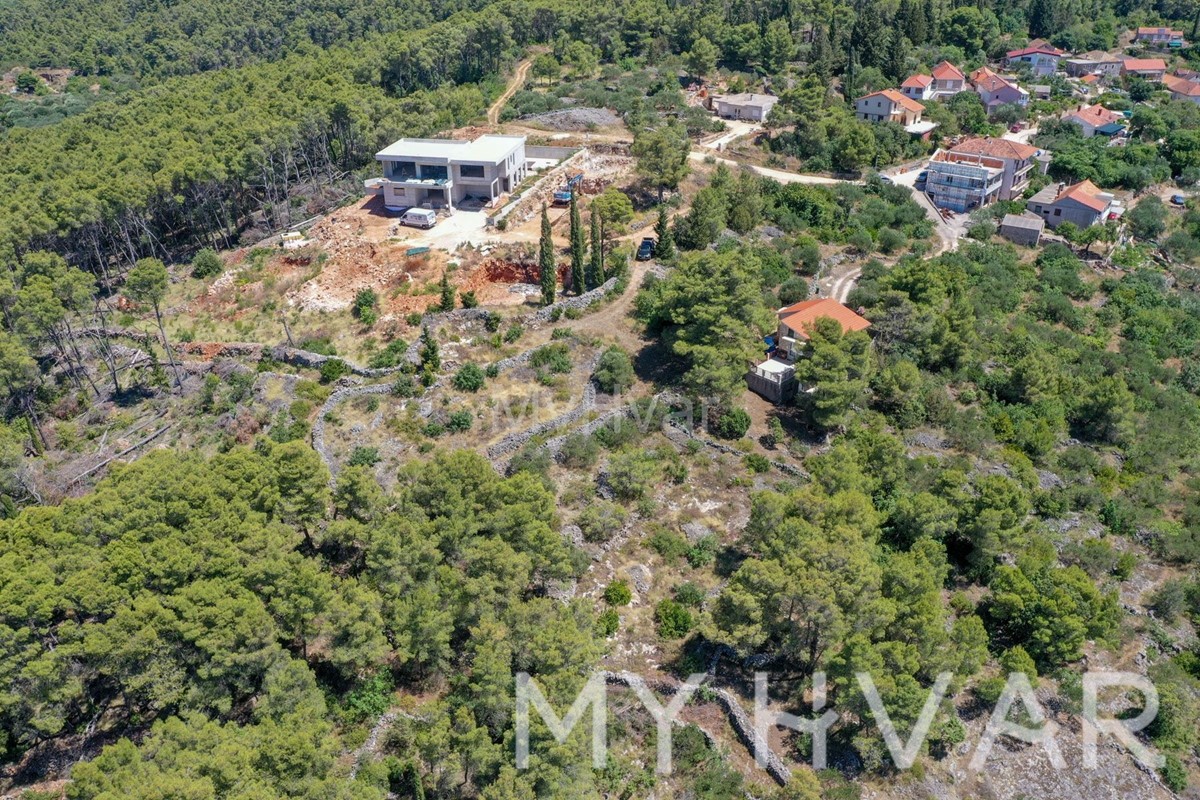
[552,172,584,205]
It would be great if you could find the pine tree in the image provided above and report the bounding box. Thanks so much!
[884,30,908,83]
[654,206,675,261]
[810,25,832,83]
[586,210,603,289]
[569,190,585,294]
[898,0,927,45]
[850,1,886,71]
[419,326,440,372]
[539,203,556,306]
[923,0,936,41]
[438,270,456,311]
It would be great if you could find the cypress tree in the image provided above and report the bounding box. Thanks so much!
[569,190,585,294]
[438,270,455,311]
[654,206,675,260]
[586,210,603,289]
[539,203,556,305]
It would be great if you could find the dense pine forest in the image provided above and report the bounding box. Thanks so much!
[3,0,1200,797]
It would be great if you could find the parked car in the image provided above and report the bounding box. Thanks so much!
[636,238,655,261]
[1171,194,1187,206]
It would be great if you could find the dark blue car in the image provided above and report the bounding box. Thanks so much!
[636,238,655,261]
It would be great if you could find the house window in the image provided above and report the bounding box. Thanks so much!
[460,164,485,179]
[1054,209,1061,216]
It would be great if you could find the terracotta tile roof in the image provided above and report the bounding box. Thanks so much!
[970,67,1023,94]
[1067,104,1123,126]
[858,88,926,114]
[1080,74,1100,84]
[949,136,1040,161]
[902,74,933,88]
[1027,39,1062,52]
[1164,74,1200,96]
[1055,180,1110,213]
[778,299,871,339]
[1007,45,1063,58]
[1137,26,1183,36]
[1122,57,1167,71]
[932,61,965,81]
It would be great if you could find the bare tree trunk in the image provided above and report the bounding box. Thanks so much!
[152,304,183,390]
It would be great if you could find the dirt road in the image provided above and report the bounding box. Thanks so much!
[689,151,848,186]
[488,57,533,125]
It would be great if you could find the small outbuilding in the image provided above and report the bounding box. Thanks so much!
[1000,213,1045,246]
[708,93,779,121]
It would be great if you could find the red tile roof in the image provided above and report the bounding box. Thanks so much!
[932,61,965,81]
[1137,26,1183,36]
[1007,45,1063,58]
[1080,74,1100,84]
[858,88,926,114]
[949,136,1040,161]
[902,74,933,88]
[1067,104,1123,126]
[1164,74,1200,96]
[970,67,1023,94]
[1055,180,1110,213]
[778,299,871,339]
[1122,57,1167,72]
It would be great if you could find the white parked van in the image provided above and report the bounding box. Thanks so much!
[401,208,437,229]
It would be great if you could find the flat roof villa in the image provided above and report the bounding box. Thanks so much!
[373,134,528,211]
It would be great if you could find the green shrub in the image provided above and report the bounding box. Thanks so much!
[1000,646,1038,680]
[655,599,693,638]
[578,500,629,542]
[367,339,408,369]
[405,312,423,326]
[1161,753,1187,792]
[530,342,572,373]
[648,528,690,561]
[504,323,524,343]
[423,422,445,437]
[391,374,416,397]
[353,288,378,321]
[447,410,473,432]
[674,581,705,607]
[348,447,380,467]
[744,453,770,473]
[604,580,633,606]
[560,432,600,468]
[686,534,719,568]
[319,358,351,384]
[594,346,634,394]
[597,608,620,636]
[607,450,657,499]
[452,363,486,392]
[190,248,223,279]
[712,407,751,439]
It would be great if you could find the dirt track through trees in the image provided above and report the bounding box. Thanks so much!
[488,57,533,125]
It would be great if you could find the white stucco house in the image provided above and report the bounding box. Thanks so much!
[709,93,779,121]
[373,135,528,211]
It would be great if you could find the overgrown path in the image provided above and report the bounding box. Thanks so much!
[488,56,534,125]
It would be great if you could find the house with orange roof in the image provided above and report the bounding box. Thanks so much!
[1164,73,1200,104]
[925,137,1045,211]
[1120,56,1167,81]
[1063,104,1125,137]
[748,298,872,402]
[1006,43,1064,76]
[970,67,1030,112]
[931,61,967,96]
[1027,179,1120,228]
[901,73,935,101]
[1135,26,1186,48]
[854,89,926,125]
[854,88,937,136]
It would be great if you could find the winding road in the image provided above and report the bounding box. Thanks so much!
[488,57,534,125]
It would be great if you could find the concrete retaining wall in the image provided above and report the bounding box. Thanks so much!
[526,145,581,160]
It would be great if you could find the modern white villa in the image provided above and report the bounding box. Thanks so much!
[372,134,528,211]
